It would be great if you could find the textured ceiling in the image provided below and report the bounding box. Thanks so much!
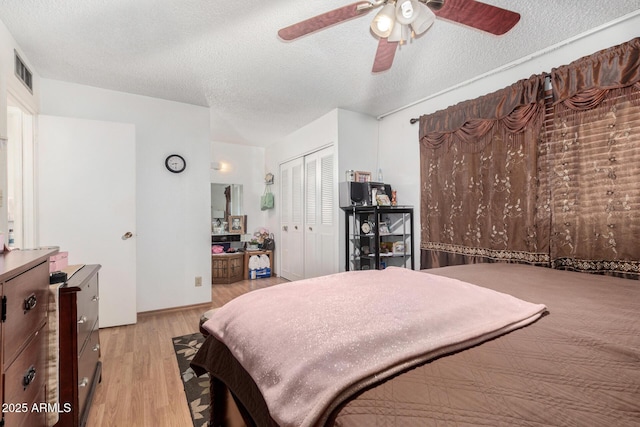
[1,0,640,146]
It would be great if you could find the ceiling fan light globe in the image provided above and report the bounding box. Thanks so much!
[395,0,420,25]
[388,21,405,42]
[411,3,436,35]
[371,3,396,38]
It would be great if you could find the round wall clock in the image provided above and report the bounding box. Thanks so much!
[165,154,186,173]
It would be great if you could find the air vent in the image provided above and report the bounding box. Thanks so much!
[14,50,33,93]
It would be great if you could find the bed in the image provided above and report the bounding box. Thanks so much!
[191,263,640,426]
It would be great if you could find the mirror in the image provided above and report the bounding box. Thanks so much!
[211,183,243,234]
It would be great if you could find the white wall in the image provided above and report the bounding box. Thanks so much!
[377,14,640,269]
[40,79,212,312]
[210,141,266,236]
[336,109,379,270]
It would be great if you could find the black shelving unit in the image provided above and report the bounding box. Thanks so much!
[344,206,414,271]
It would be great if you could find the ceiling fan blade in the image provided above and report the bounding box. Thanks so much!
[434,0,520,36]
[278,1,372,41]
[372,38,398,73]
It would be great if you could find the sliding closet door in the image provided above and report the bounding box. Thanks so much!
[279,157,304,281]
[304,146,336,278]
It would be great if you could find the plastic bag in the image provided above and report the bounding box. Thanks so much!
[261,186,274,210]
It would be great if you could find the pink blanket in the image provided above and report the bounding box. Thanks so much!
[203,267,547,427]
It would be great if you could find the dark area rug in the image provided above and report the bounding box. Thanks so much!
[172,333,210,427]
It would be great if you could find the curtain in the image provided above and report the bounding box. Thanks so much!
[419,74,549,268]
[545,38,640,278]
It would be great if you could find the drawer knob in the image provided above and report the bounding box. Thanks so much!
[23,366,36,389]
[24,294,37,312]
[93,343,100,352]
[92,295,99,302]
[79,377,89,388]
[77,315,88,324]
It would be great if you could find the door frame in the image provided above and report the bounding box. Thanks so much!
[5,91,37,249]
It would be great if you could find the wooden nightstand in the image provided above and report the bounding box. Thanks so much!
[211,253,244,284]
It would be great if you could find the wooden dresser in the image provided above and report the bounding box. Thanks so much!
[211,252,244,284]
[0,248,58,427]
[56,264,101,427]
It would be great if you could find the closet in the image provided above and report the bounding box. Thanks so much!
[279,145,336,281]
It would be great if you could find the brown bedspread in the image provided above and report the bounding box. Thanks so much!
[192,264,640,426]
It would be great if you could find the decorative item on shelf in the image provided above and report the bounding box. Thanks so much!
[361,221,372,234]
[355,171,371,182]
[380,241,394,253]
[376,193,391,206]
[346,169,355,182]
[212,210,225,233]
[253,227,271,249]
[393,241,406,255]
[379,222,390,235]
[229,215,245,234]
[391,190,397,206]
[211,245,225,254]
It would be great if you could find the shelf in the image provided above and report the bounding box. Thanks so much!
[344,205,414,271]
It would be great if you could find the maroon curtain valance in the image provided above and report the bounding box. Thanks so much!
[419,74,546,149]
[551,37,640,107]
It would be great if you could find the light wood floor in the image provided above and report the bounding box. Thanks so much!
[86,276,288,427]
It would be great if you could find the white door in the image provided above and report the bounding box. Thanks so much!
[279,157,304,281]
[304,146,336,278]
[38,115,137,327]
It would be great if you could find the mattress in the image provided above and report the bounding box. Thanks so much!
[191,263,640,426]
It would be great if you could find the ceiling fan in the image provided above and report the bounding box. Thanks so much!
[278,0,520,73]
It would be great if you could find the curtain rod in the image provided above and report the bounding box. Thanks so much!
[400,10,640,125]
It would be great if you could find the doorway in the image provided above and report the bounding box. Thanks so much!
[5,96,36,249]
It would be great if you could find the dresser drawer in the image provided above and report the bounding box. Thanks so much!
[78,331,101,417]
[3,325,47,427]
[3,261,49,368]
[76,273,99,350]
